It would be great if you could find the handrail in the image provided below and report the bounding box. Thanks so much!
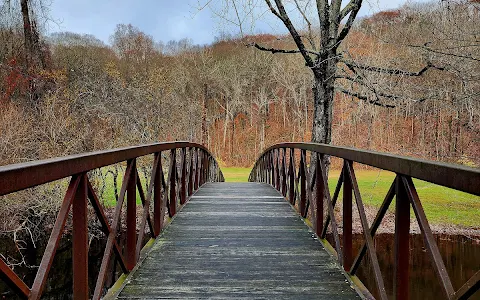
[252,142,480,196]
[0,141,218,196]
[249,142,479,300]
[0,141,224,299]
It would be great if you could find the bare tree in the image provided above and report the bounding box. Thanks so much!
[203,0,366,146]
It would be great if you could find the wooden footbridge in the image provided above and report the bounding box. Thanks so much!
[0,142,479,299]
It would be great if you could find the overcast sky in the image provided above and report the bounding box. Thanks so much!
[46,0,428,46]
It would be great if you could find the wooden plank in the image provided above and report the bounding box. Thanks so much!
[116,183,360,299]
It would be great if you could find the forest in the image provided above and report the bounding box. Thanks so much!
[0,0,478,169]
[0,0,478,233]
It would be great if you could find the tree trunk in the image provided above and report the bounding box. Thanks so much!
[311,75,334,145]
[311,55,336,172]
[202,84,209,145]
[20,0,34,68]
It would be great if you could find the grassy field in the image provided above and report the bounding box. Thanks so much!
[221,167,480,228]
[222,167,252,182]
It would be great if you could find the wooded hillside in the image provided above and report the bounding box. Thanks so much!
[1,1,478,167]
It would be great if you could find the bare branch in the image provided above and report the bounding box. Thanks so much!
[247,42,320,56]
[269,0,315,67]
[293,0,317,50]
[339,0,358,21]
[264,0,283,20]
[341,60,445,76]
[335,0,362,46]
[408,43,480,62]
[335,87,396,108]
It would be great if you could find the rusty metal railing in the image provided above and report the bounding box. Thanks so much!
[0,142,224,299]
[249,142,479,300]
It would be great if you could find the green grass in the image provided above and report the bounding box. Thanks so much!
[90,166,144,207]
[221,167,251,182]
[219,167,479,228]
[328,169,480,228]
[94,165,479,228]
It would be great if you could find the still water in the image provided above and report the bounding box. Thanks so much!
[342,233,480,300]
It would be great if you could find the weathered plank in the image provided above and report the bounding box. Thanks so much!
[116,182,360,299]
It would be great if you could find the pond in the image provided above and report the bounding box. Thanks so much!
[343,233,480,300]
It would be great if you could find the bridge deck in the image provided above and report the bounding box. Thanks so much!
[116,182,360,299]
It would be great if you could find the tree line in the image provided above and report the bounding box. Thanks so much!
[0,0,478,168]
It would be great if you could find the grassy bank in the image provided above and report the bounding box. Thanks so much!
[222,167,252,182]
[220,167,479,228]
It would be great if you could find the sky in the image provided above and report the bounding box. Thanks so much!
[45,0,429,46]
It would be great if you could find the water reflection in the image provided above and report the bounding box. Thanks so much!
[332,233,480,300]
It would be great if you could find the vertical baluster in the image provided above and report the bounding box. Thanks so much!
[168,149,177,217]
[394,175,411,300]
[180,148,187,205]
[153,152,162,236]
[288,148,295,204]
[265,152,270,184]
[343,160,353,271]
[282,148,287,196]
[188,148,194,196]
[126,159,138,270]
[273,149,278,189]
[194,148,200,190]
[262,155,266,183]
[315,153,324,237]
[299,149,307,216]
[201,151,207,185]
[265,154,269,184]
[72,173,88,299]
[198,150,203,186]
[277,148,283,192]
[276,149,281,191]
[270,151,274,185]
[207,157,212,182]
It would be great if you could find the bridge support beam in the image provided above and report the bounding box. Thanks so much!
[72,173,88,300]
[180,148,187,205]
[126,159,138,270]
[394,175,410,300]
[314,153,324,236]
[343,160,353,272]
[299,150,307,217]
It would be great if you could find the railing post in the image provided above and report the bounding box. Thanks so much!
[188,148,194,196]
[194,148,199,190]
[168,149,177,217]
[281,148,287,197]
[394,174,411,300]
[288,148,295,204]
[273,149,280,191]
[153,152,162,236]
[315,153,324,237]
[262,155,266,183]
[126,159,137,270]
[270,151,274,185]
[202,151,207,185]
[266,152,271,185]
[72,173,88,300]
[343,160,353,272]
[272,150,276,188]
[207,157,212,182]
[299,149,307,216]
[275,149,280,190]
[198,150,203,186]
[180,148,187,205]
